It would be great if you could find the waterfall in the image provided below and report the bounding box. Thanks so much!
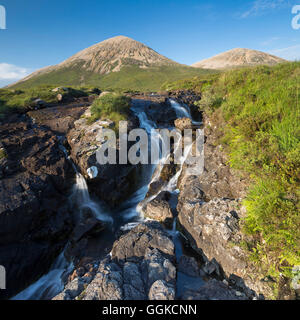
[164,139,193,192]
[170,99,191,119]
[134,98,197,213]
[59,143,113,223]
[12,97,198,300]
[71,173,113,224]
[12,250,74,300]
[12,146,113,300]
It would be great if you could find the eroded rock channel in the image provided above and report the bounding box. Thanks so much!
[0,92,270,300]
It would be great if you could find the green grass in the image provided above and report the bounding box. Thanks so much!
[88,93,131,132]
[0,148,7,160]
[9,63,216,92]
[167,62,300,286]
[0,85,89,119]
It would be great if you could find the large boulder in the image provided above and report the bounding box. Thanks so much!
[178,197,246,276]
[53,221,177,300]
[0,115,74,299]
[142,191,173,226]
[66,110,141,207]
[143,97,178,127]
[174,117,193,131]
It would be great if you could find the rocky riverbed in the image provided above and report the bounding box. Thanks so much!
[0,91,279,300]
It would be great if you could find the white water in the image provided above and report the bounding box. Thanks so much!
[12,98,195,300]
[133,100,193,212]
[71,172,113,223]
[12,251,73,300]
[12,149,112,300]
[170,99,191,119]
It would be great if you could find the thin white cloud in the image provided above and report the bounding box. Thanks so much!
[240,0,291,19]
[0,63,30,80]
[269,44,300,60]
[260,37,280,46]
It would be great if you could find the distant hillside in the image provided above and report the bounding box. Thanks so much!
[10,36,214,91]
[192,48,286,70]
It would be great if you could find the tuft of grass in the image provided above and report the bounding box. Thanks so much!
[88,93,132,133]
[0,148,7,160]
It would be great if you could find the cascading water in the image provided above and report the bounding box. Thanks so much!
[12,250,74,300]
[12,146,112,300]
[170,99,191,119]
[71,172,113,224]
[12,97,198,300]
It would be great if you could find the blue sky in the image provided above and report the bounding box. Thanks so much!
[0,0,300,86]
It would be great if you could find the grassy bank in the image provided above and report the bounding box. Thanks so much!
[87,93,131,133]
[164,62,300,289]
[0,86,92,119]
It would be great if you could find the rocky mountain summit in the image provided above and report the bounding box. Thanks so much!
[11,36,182,89]
[192,48,286,69]
[63,35,178,73]
[19,36,178,83]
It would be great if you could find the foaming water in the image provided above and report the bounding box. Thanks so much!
[12,97,199,300]
[71,173,113,223]
[12,251,73,300]
[170,99,191,119]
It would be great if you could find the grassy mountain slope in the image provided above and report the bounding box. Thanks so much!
[165,61,300,290]
[10,63,215,92]
[9,35,216,91]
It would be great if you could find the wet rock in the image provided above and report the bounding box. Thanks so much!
[54,221,177,300]
[28,101,91,135]
[174,117,193,131]
[181,279,243,300]
[168,90,202,122]
[71,217,105,242]
[0,115,74,299]
[178,255,199,277]
[66,109,140,207]
[142,191,173,226]
[111,221,175,263]
[143,98,177,127]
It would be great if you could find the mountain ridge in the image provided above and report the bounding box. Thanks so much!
[11,36,182,88]
[10,39,287,91]
[192,48,286,70]
[10,35,213,91]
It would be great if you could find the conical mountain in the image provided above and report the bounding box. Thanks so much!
[192,48,286,70]
[11,36,210,91]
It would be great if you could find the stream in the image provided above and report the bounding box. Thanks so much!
[12,98,204,300]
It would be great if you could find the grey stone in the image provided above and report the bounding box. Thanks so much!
[148,280,175,300]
